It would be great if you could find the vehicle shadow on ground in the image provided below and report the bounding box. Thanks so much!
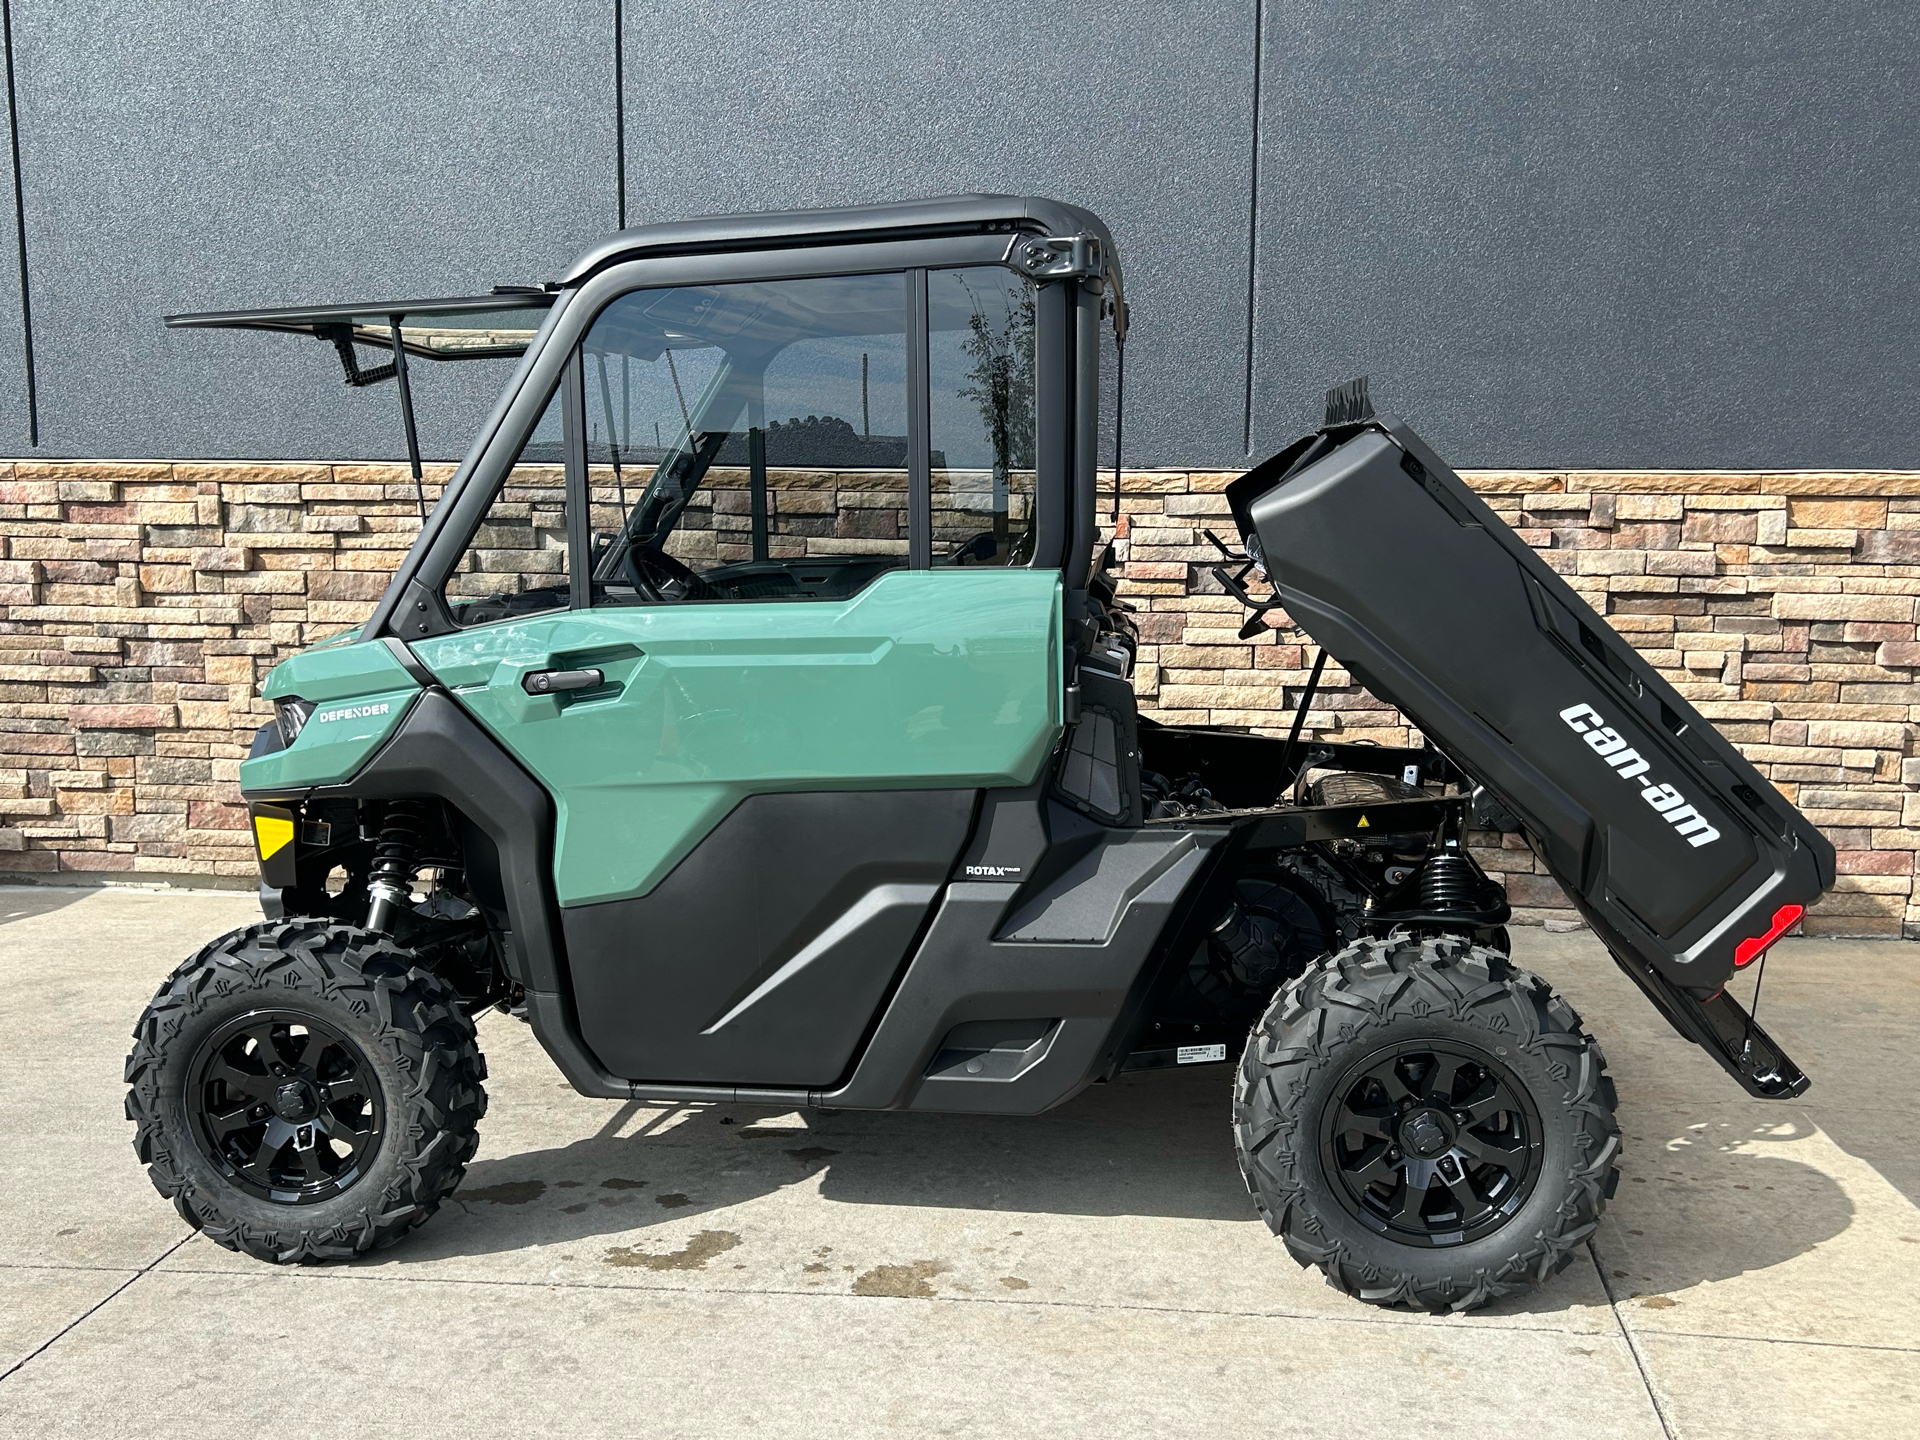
[406,1064,1855,1311]
[1584,1112,1860,1291]
[0,886,92,927]
[419,1066,1250,1256]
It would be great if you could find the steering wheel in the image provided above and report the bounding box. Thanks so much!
[623,543,717,602]
[945,526,1035,567]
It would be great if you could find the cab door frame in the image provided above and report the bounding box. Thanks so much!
[375,232,1081,643]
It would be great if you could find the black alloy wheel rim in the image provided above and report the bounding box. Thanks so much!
[1318,1039,1543,1248]
[186,1009,386,1205]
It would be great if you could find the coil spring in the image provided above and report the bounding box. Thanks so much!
[1419,852,1477,912]
[370,803,424,888]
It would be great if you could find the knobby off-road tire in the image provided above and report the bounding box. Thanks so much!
[125,919,487,1263]
[1233,935,1620,1312]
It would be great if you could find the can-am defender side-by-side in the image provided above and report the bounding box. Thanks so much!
[126,196,1831,1312]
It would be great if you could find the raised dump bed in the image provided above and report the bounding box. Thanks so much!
[1226,409,1833,1096]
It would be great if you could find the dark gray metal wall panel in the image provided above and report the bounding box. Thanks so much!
[7,3,1910,469]
[622,0,1258,469]
[12,3,614,460]
[0,61,28,453]
[1250,3,1920,469]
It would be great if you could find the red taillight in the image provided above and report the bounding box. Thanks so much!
[1734,904,1804,967]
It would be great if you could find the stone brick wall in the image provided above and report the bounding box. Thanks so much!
[2,459,1916,937]
[0,461,449,886]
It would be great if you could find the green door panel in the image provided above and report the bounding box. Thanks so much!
[412,569,1063,906]
[242,639,423,794]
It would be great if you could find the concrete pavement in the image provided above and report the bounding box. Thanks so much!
[1,886,1914,1438]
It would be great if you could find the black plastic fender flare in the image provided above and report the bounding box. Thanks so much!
[243,689,644,1098]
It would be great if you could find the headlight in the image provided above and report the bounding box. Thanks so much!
[273,697,316,746]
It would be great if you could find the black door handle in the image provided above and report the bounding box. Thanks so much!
[522,667,604,696]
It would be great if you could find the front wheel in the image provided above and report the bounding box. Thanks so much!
[125,919,487,1262]
[1233,935,1619,1312]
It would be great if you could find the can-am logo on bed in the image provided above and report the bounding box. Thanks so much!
[1560,703,1721,849]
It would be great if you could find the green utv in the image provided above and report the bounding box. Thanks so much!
[127,196,1832,1312]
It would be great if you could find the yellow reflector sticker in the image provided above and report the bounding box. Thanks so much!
[1356,815,1370,828]
[254,814,295,860]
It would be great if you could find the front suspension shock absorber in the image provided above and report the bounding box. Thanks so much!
[364,801,426,933]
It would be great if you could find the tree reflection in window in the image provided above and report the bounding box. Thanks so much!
[931,269,1037,566]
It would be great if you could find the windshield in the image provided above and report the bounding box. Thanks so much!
[166,291,556,364]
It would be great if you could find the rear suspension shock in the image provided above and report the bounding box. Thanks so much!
[365,801,426,933]
[1418,852,1477,911]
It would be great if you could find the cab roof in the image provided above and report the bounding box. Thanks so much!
[560,193,1116,286]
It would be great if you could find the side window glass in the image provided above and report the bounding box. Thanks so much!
[582,273,910,604]
[439,384,569,628]
[759,324,909,562]
[928,267,1037,566]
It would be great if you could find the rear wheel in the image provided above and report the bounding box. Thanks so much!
[1233,935,1619,1311]
[125,919,487,1262]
